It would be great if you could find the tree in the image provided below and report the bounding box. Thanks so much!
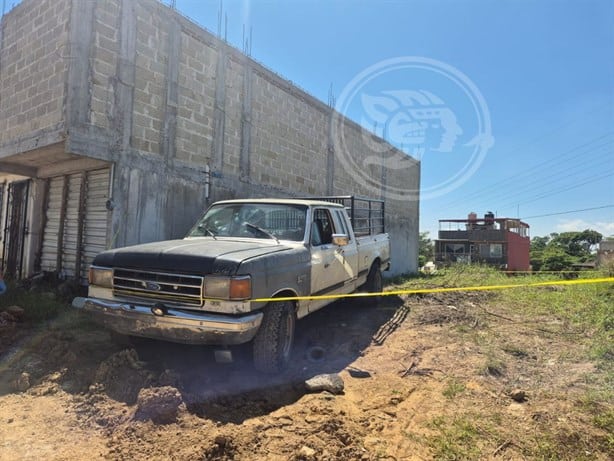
[530,229,602,270]
[550,229,602,261]
[540,247,574,271]
[530,235,552,270]
[418,232,434,267]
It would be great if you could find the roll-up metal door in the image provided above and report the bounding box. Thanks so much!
[40,177,64,272]
[80,168,110,281]
[40,168,111,281]
[60,173,82,278]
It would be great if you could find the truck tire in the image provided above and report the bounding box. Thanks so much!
[364,261,383,305]
[253,300,296,373]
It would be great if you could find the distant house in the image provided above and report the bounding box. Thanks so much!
[435,212,530,271]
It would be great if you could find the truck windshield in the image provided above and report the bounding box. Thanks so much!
[187,203,307,241]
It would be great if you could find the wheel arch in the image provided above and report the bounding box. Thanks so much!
[269,288,299,311]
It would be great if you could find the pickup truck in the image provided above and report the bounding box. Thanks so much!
[73,196,390,372]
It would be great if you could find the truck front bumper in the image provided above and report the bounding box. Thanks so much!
[72,297,263,345]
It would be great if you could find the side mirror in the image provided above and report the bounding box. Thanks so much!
[332,234,349,246]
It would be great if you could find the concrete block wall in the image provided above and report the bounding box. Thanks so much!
[250,71,329,195]
[0,0,70,146]
[176,32,216,165]
[89,0,420,274]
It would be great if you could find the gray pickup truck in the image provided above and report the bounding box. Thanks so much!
[73,196,390,372]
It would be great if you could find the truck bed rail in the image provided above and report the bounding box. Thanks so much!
[295,195,385,236]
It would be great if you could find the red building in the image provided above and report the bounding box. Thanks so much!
[435,212,530,271]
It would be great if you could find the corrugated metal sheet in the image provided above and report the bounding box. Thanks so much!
[80,168,110,281]
[60,173,82,277]
[40,168,110,281]
[40,177,64,272]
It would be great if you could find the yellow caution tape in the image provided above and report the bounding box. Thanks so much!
[251,277,614,303]
[504,270,598,273]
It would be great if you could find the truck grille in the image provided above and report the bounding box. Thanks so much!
[113,269,204,306]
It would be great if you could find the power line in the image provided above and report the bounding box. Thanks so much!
[440,131,614,211]
[521,204,614,220]
[492,151,613,208]
[496,160,614,211]
[498,170,614,211]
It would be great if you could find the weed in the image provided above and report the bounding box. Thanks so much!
[427,415,481,460]
[502,344,530,359]
[480,356,506,378]
[442,379,465,399]
[0,283,69,323]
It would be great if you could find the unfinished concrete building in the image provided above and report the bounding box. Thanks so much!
[0,0,420,281]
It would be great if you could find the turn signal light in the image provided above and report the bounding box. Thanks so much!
[229,276,251,300]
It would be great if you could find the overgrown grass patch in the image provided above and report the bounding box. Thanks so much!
[393,265,612,366]
[442,379,466,399]
[393,264,613,459]
[427,415,483,460]
[498,279,613,364]
[0,283,69,323]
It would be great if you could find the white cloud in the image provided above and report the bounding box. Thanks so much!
[556,219,614,237]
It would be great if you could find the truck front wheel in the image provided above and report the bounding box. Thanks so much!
[253,300,296,373]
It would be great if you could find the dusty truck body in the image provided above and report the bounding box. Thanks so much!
[72,196,390,372]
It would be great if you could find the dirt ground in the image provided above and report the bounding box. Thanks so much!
[0,290,611,460]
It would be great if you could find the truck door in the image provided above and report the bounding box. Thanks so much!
[309,208,354,312]
[332,208,358,281]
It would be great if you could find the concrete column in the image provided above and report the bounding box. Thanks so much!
[111,0,137,247]
[326,109,335,195]
[66,0,95,127]
[112,0,137,153]
[211,46,227,173]
[239,62,252,181]
[23,179,45,277]
[162,18,180,162]
[380,150,387,201]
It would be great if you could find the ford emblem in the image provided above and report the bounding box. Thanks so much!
[144,281,161,291]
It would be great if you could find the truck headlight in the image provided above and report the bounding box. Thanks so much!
[88,266,113,288]
[204,275,251,300]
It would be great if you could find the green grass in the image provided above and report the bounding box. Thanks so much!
[392,264,613,459]
[391,264,613,365]
[442,379,466,399]
[0,283,69,323]
[427,415,482,460]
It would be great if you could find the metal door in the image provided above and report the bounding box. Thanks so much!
[40,169,111,282]
[80,168,110,282]
[40,176,64,272]
[60,173,82,277]
[3,180,30,278]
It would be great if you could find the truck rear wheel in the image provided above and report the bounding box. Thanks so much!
[364,261,383,306]
[253,300,296,373]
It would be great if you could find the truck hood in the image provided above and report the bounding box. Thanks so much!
[92,238,292,275]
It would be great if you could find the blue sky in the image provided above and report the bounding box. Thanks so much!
[169,0,613,239]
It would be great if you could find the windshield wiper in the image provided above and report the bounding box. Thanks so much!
[244,222,279,243]
[197,224,217,239]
